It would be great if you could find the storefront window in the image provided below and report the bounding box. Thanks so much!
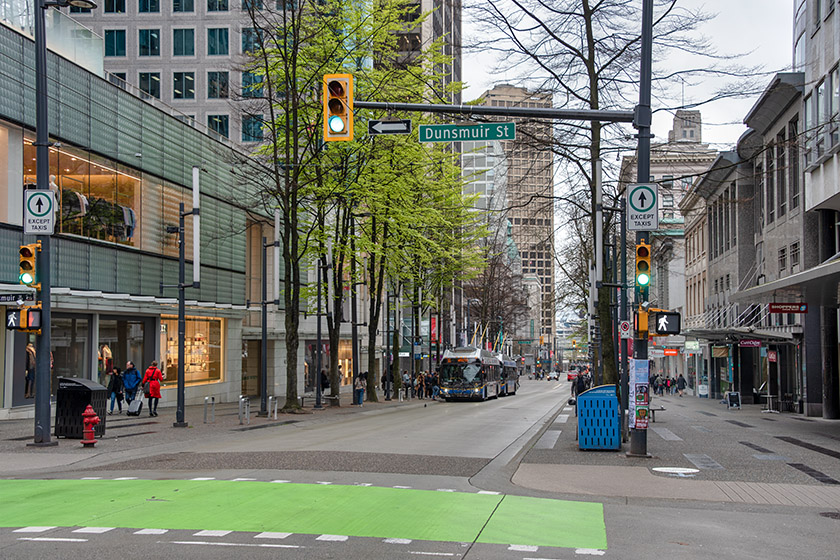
[51,314,91,394]
[161,316,223,385]
[98,318,147,385]
[23,137,141,246]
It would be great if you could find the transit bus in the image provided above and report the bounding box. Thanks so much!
[499,355,520,396]
[438,347,501,401]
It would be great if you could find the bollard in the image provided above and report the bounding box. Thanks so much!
[239,395,250,425]
[267,395,279,419]
[204,396,216,423]
[80,405,100,448]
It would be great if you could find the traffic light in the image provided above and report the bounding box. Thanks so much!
[19,242,40,288]
[323,74,353,142]
[635,242,651,288]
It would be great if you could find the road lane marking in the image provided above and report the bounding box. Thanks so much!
[270,480,291,483]
[407,552,457,557]
[73,527,115,534]
[18,537,88,542]
[316,534,349,541]
[113,477,139,480]
[194,530,232,537]
[13,527,56,533]
[477,490,501,495]
[190,477,216,481]
[255,532,292,539]
[134,528,168,535]
[231,478,257,482]
[393,485,412,489]
[575,549,606,555]
[80,477,102,480]
[316,481,333,485]
[384,538,413,544]
[171,540,299,548]
[509,544,538,551]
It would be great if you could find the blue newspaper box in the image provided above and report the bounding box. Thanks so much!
[577,384,621,450]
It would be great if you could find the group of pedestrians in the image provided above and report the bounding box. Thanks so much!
[105,360,164,416]
[391,370,439,400]
[651,373,687,397]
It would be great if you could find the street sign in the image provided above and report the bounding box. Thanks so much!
[619,320,631,339]
[627,183,658,231]
[768,303,808,313]
[0,293,35,303]
[24,190,55,235]
[652,311,681,335]
[418,122,516,143]
[368,119,412,135]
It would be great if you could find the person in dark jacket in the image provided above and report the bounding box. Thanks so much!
[677,374,687,397]
[107,367,124,414]
[574,373,587,397]
[122,361,142,404]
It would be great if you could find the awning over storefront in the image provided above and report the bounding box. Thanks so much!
[682,327,795,344]
[729,258,840,307]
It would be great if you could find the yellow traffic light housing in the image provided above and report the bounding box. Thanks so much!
[635,242,651,288]
[19,241,41,289]
[323,74,353,142]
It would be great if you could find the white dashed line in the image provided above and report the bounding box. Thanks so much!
[384,538,413,544]
[170,540,299,549]
[18,537,88,543]
[13,527,56,533]
[255,532,292,539]
[393,485,412,489]
[477,490,501,495]
[113,477,139,480]
[80,477,102,480]
[73,527,115,534]
[509,544,539,551]
[194,530,232,537]
[231,477,257,482]
[355,482,373,486]
[316,481,333,485]
[436,488,456,492]
[407,552,457,557]
[190,477,216,481]
[134,528,169,535]
[270,479,291,483]
[575,549,606,556]
[316,534,349,541]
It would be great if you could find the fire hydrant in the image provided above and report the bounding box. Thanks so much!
[81,405,100,448]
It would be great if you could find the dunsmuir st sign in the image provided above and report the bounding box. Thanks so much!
[418,122,516,143]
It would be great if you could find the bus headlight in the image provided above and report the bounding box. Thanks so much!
[473,388,481,393]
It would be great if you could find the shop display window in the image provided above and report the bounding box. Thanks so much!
[23,137,141,246]
[98,318,147,385]
[51,314,91,395]
[161,316,223,385]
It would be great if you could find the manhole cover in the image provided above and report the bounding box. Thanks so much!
[652,467,700,475]
[819,512,840,520]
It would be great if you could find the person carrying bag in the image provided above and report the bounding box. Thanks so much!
[142,361,164,417]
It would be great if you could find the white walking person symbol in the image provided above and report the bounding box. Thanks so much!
[7,312,17,328]
[657,314,669,332]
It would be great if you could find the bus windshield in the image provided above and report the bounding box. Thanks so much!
[440,362,482,384]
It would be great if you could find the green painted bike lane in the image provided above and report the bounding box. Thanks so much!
[0,479,606,549]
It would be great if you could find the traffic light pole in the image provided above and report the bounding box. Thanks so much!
[258,237,280,417]
[629,0,654,458]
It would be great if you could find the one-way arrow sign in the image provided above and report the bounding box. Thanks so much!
[368,119,412,135]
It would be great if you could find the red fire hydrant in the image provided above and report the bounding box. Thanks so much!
[81,405,100,448]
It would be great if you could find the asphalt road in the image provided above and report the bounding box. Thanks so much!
[2,379,840,559]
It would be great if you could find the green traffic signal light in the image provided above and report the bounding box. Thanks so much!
[637,272,650,286]
[635,242,651,288]
[19,243,39,287]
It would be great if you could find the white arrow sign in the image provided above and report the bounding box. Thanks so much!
[24,190,55,235]
[368,119,412,135]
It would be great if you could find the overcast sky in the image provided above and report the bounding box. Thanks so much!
[461,1,794,149]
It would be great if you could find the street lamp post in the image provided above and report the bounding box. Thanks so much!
[30,0,98,447]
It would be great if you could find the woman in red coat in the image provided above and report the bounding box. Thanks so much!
[142,361,164,417]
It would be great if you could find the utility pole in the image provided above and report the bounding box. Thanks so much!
[629,0,654,457]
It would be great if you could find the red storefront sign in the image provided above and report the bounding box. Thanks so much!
[769,303,808,314]
[768,350,778,363]
[664,348,679,356]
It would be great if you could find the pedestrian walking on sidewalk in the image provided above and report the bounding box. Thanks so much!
[142,361,164,417]
[107,367,124,414]
[123,361,141,404]
[354,373,366,406]
[402,371,411,399]
[677,374,687,397]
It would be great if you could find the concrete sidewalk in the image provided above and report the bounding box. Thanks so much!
[513,391,840,507]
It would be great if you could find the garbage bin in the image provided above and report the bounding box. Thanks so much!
[55,377,107,438]
[577,384,620,450]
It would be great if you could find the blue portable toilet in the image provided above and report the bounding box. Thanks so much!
[577,384,621,450]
